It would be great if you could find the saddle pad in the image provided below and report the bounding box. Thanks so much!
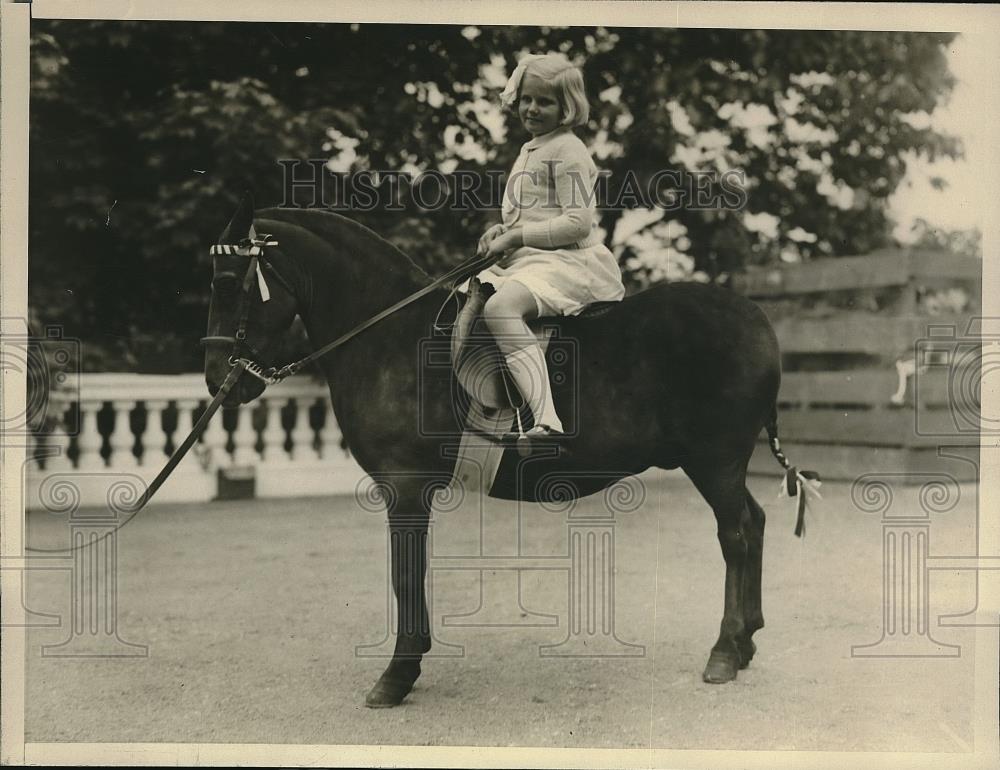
[439,401,515,502]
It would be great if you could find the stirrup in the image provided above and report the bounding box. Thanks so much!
[502,423,567,457]
[524,424,564,438]
[500,424,565,440]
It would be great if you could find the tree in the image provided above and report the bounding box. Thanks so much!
[29,21,960,370]
[906,218,982,259]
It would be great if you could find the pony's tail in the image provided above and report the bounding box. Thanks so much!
[766,403,821,538]
[765,403,790,471]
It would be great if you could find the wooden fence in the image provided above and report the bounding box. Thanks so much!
[734,249,983,481]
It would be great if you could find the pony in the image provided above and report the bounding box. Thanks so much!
[203,196,797,707]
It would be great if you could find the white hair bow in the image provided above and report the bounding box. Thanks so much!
[498,53,546,109]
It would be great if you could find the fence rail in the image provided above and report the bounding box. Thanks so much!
[741,249,983,481]
[732,250,981,299]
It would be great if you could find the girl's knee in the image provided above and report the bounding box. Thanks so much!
[482,296,509,335]
[483,293,522,326]
[483,283,536,325]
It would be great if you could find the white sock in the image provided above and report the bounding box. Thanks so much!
[503,345,563,432]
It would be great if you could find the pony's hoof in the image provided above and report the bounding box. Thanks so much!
[738,638,757,669]
[364,678,413,708]
[364,662,420,708]
[702,650,739,684]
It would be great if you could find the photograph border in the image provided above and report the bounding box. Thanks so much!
[2,1,999,767]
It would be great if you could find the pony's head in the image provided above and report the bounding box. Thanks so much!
[202,193,299,406]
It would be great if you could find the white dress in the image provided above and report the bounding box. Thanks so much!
[470,128,625,317]
[478,242,625,317]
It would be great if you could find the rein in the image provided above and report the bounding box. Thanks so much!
[27,232,497,553]
[205,231,500,385]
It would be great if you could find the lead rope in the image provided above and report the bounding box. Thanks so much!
[432,283,462,334]
[25,361,248,554]
[28,247,501,551]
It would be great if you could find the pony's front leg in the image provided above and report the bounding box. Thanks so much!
[365,486,432,708]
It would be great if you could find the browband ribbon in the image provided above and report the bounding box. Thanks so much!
[209,226,278,302]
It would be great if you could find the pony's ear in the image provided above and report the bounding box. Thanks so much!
[218,190,255,244]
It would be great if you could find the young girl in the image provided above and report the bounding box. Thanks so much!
[474,52,625,438]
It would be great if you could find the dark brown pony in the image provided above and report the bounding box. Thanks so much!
[204,197,795,707]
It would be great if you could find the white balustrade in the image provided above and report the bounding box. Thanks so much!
[76,400,105,470]
[45,399,73,472]
[202,405,230,469]
[288,397,316,461]
[175,398,197,459]
[144,399,170,467]
[317,400,342,460]
[25,373,369,510]
[260,396,289,464]
[109,400,138,469]
[231,403,259,466]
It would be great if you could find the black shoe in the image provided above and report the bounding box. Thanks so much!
[502,424,565,441]
[501,425,568,457]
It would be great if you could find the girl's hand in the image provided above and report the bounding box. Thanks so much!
[477,224,507,256]
[487,227,523,257]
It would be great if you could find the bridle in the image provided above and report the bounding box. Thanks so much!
[26,223,501,554]
[199,225,300,385]
[201,225,503,386]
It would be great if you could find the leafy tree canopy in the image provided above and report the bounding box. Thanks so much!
[29,21,960,371]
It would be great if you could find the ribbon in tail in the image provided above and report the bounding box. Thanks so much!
[777,466,823,537]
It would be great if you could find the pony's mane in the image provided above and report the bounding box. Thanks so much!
[256,207,431,280]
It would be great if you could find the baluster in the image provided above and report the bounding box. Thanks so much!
[143,399,170,467]
[76,399,104,470]
[288,397,316,461]
[316,399,343,460]
[108,399,138,469]
[46,398,73,471]
[202,404,230,469]
[231,404,258,465]
[260,396,289,464]
[174,398,206,475]
[175,398,196,441]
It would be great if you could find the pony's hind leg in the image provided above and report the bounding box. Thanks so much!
[738,489,766,669]
[684,458,752,684]
[365,481,433,708]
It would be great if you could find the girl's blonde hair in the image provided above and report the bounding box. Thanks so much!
[500,52,590,128]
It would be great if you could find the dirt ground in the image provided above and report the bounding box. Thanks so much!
[24,471,982,752]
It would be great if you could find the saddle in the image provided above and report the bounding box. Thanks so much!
[439,278,615,501]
